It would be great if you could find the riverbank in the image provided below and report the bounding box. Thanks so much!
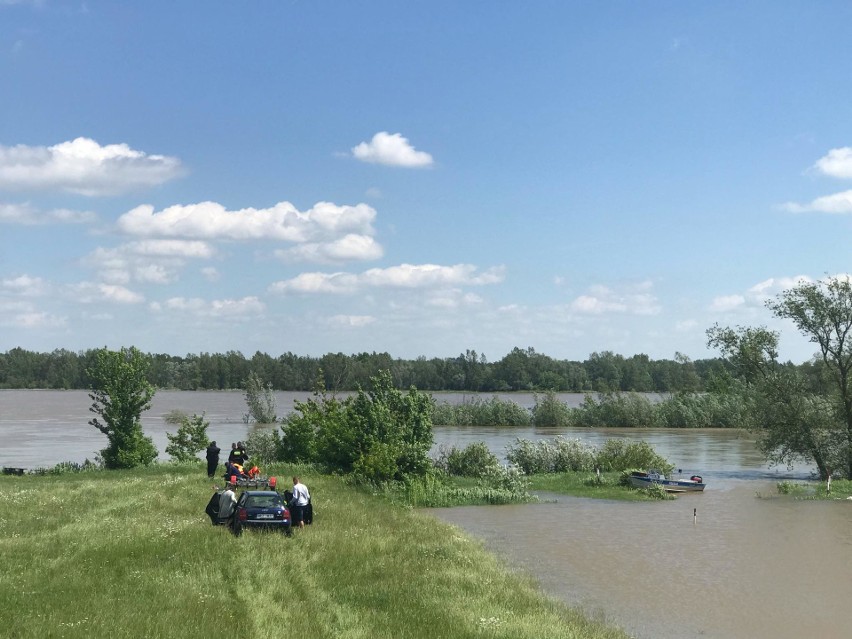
[0,463,630,639]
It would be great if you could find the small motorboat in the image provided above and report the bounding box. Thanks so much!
[628,470,706,492]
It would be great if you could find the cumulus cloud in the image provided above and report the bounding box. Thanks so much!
[269,263,505,295]
[70,282,145,304]
[569,282,661,316]
[747,275,812,302]
[814,147,852,179]
[118,200,377,242]
[82,240,214,285]
[325,314,376,328]
[0,202,96,225]
[783,147,852,213]
[0,308,66,329]
[158,295,264,318]
[709,294,745,312]
[351,132,434,168]
[783,190,852,214]
[1,274,48,296]
[0,137,184,196]
[274,234,383,264]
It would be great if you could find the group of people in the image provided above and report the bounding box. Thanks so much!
[205,439,311,530]
[216,475,311,529]
[205,440,248,479]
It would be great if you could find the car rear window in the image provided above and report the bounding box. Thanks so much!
[246,494,283,508]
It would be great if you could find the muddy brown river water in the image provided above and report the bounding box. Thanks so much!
[2,390,851,638]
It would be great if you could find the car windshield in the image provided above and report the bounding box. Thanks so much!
[245,494,283,508]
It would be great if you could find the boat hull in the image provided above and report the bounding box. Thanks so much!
[628,474,706,492]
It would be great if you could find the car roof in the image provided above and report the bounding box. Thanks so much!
[241,490,280,496]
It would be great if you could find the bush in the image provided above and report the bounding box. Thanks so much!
[531,391,573,427]
[505,436,597,474]
[434,442,500,477]
[244,429,284,466]
[279,371,434,483]
[571,392,656,428]
[595,439,673,473]
[432,396,531,427]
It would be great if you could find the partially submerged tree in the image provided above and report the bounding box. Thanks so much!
[88,346,158,469]
[165,413,210,462]
[244,371,277,423]
[707,276,852,478]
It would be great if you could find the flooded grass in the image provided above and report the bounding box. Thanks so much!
[0,463,630,639]
[528,471,671,500]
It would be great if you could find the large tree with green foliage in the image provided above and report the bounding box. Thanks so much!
[87,346,158,469]
[707,276,852,479]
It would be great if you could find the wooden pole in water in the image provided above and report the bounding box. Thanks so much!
[693,508,697,525]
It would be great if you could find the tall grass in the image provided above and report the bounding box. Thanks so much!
[0,464,629,639]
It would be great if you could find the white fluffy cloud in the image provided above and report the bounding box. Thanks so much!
[157,296,265,318]
[814,147,852,179]
[274,234,383,263]
[269,263,505,295]
[709,294,745,312]
[117,200,378,245]
[351,132,434,168]
[2,274,48,296]
[0,202,96,225]
[0,138,183,196]
[569,282,661,316]
[82,240,214,285]
[783,190,852,214]
[325,314,376,328]
[70,282,145,304]
[783,147,852,213]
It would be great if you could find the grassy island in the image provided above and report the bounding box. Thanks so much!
[0,464,630,639]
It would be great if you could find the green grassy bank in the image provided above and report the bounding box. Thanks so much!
[0,464,629,639]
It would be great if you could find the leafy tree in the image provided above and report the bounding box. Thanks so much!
[165,413,210,462]
[87,346,158,469]
[244,371,277,423]
[707,276,852,478]
[767,277,852,478]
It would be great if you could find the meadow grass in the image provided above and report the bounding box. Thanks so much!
[775,477,852,499]
[0,464,629,639]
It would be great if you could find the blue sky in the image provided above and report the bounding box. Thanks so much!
[2,1,851,363]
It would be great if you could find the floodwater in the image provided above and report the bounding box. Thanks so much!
[2,390,851,638]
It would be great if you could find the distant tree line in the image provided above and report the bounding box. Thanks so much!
[0,345,816,393]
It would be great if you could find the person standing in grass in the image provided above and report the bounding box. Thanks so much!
[290,476,310,529]
[218,481,237,524]
[205,441,221,478]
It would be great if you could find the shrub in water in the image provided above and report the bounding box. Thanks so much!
[435,442,500,477]
[596,439,673,473]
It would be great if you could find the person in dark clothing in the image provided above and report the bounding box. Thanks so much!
[206,441,221,478]
[227,442,238,464]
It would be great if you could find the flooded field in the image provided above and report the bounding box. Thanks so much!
[2,389,850,638]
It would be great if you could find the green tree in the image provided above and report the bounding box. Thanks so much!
[767,276,852,478]
[706,275,852,479]
[165,413,210,462]
[244,371,277,423]
[87,346,158,468]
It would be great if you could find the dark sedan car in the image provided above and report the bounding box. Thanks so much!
[232,490,292,536]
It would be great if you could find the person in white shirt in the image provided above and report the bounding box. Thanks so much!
[290,476,310,529]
